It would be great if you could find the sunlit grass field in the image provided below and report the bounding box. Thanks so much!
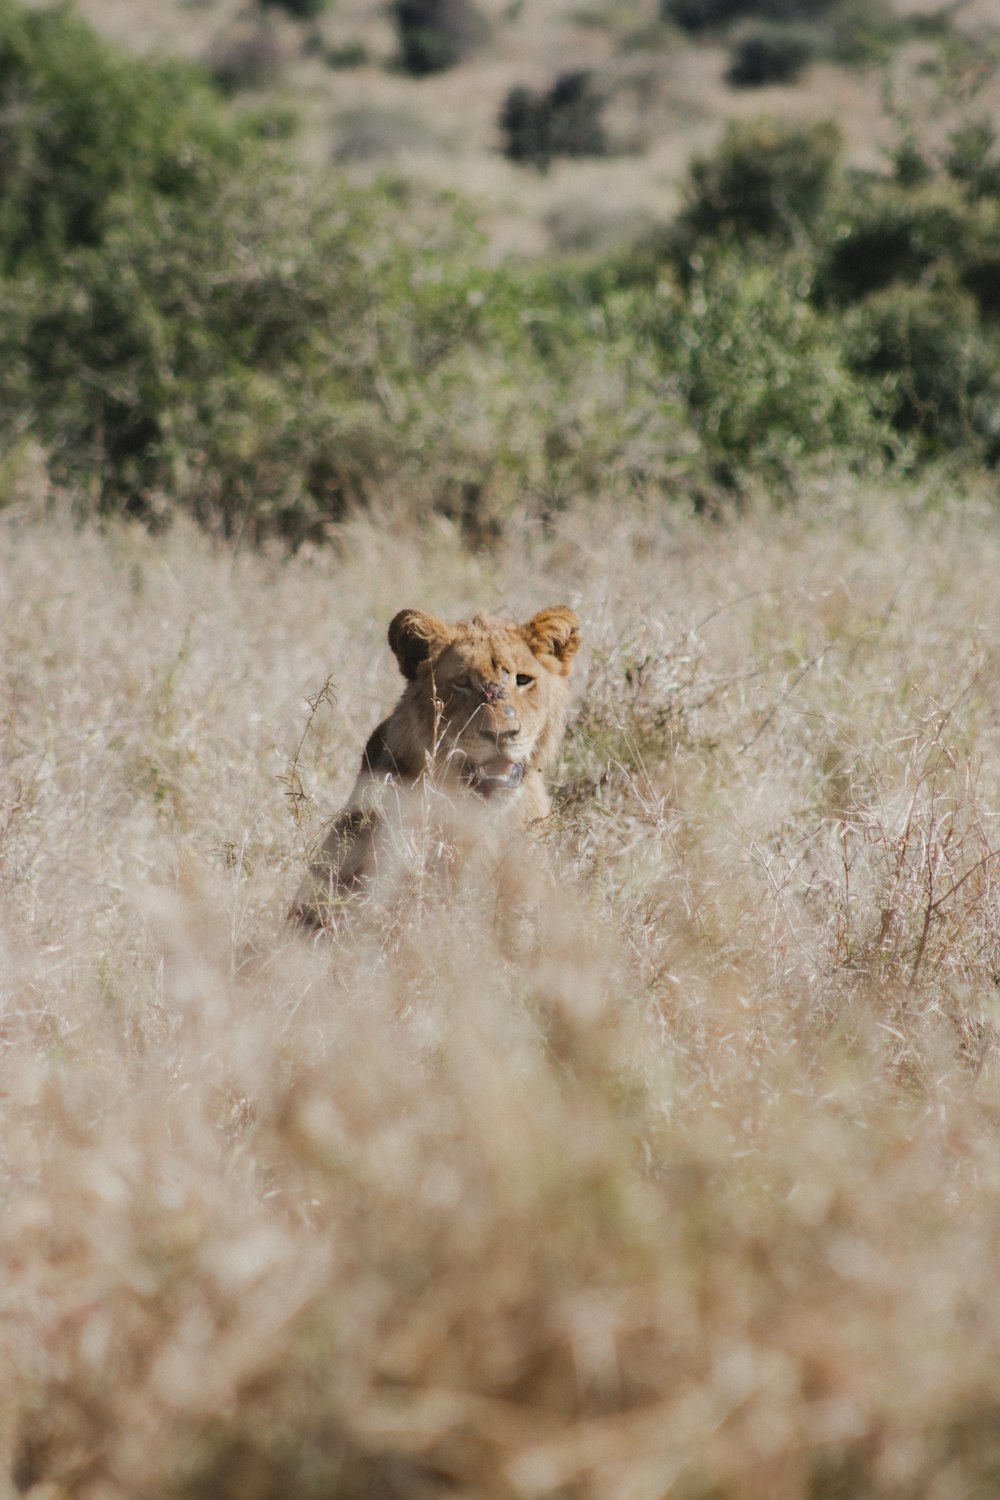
[4,478,1000,1496]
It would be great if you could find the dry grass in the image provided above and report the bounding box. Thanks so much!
[4,480,1000,1497]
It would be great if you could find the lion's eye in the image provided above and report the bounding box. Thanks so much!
[453,677,473,693]
[515,673,534,688]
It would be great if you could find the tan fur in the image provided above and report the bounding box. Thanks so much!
[293,605,581,927]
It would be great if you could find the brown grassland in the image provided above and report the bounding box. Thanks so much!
[4,477,1000,1496]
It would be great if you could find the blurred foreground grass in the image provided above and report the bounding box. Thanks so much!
[4,482,1000,1497]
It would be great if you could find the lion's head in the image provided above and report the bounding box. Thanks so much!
[383,605,581,792]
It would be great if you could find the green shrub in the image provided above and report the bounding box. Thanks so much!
[945,117,1000,199]
[672,119,841,261]
[890,133,934,189]
[962,250,1000,321]
[817,180,974,304]
[845,284,1000,458]
[0,3,688,539]
[499,87,552,169]
[666,114,1000,474]
[0,177,504,536]
[808,130,1000,323]
[662,0,837,31]
[262,0,330,16]
[652,251,879,484]
[500,71,608,171]
[726,22,819,85]
[0,144,689,539]
[662,0,903,61]
[392,0,487,75]
[0,0,246,272]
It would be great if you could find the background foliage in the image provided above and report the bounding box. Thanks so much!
[0,0,999,538]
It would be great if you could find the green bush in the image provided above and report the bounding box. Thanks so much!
[500,71,608,171]
[962,247,1000,322]
[0,139,688,539]
[499,87,551,169]
[817,179,972,304]
[662,0,903,61]
[261,0,330,16]
[667,113,1000,469]
[945,117,1000,200]
[392,0,487,75]
[845,285,1000,458]
[0,0,246,273]
[812,127,1000,323]
[0,176,507,536]
[652,251,879,484]
[726,22,819,86]
[672,119,841,262]
[662,0,837,31]
[0,3,691,540]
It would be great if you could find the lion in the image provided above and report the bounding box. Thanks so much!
[293,604,581,927]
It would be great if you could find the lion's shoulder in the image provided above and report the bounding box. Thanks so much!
[361,718,409,778]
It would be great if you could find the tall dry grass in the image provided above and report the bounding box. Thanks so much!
[4,480,1000,1498]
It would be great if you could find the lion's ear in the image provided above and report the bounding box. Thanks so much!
[388,609,454,680]
[522,606,581,676]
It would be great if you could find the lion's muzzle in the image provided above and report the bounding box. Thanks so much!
[471,687,519,744]
[463,759,526,797]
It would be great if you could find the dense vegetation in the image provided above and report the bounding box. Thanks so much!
[1,0,998,540]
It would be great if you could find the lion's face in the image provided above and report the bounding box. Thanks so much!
[388,606,581,781]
